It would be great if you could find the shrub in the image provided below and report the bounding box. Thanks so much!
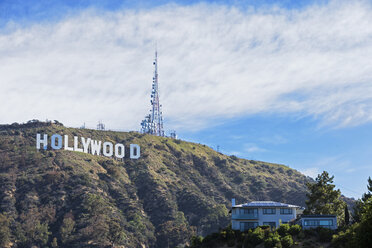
[190,236,203,247]
[233,174,244,184]
[0,214,10,247]
[304,228,317,237]
[227,238,235,247]
[298,231,305,240]
[259,225,272,238]
[281,235,293,248]
[317,227,333,242]
[277,224,290,236]
[302,240,313,247]
[107,166,121,179]
[230,155,238,161]
[244,227,265,247]
[264,233,282,248]
[288,224,301,236]
[331,226,359,248]
[260,225,271,230]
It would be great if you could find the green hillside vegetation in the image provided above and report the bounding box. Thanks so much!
[187,224,335,248]
[0,120,313,248]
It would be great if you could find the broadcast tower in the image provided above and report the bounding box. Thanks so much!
[140,50,165,136]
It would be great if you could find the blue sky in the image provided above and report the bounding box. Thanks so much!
[1,0,372,199]
[0,0,328,27]
[182,114,372,199]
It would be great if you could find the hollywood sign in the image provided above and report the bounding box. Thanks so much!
[36,133,140,159]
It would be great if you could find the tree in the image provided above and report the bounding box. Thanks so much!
[79,194,113,246]
[345,205,350,225]
[332,178,372,247]
[361,177,372,202]
[31,221,50,247]
[108,220,127,247]
[281,235,293,248]
[60,215,75,245]
[304,171,346,224]
[353,176,372,223]
[0,214,10,247]
[352,200,364,223]
[16,208,51,247]
[355,197,372,246]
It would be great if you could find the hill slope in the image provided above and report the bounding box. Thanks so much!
[0,121,312,248]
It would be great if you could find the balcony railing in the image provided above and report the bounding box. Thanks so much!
[231,213,259,219]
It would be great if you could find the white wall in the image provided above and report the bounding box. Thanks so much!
[231,207,297,230]
[257,207,296,227]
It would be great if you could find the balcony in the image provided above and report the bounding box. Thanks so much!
[231,213,259,220]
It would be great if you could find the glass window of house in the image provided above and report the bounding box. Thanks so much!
[240,222,258,231]
[304,220,317,226]
[319,220,332,226]
[263,208,276,214]
[246,222,258,229]
[243,208,257,215]
[280,208,292,214]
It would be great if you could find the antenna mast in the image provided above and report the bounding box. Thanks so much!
[141,49,165,136]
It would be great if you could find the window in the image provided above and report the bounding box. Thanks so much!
[280,208,293,214]
[263,222,276,228]
[319,220,333,226]
[304,219,333,226]
[240,222,258,231]
[263,208,276,214]
[304,220,317,226]
[243,208,257,215]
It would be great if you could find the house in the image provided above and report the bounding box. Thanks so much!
[298,215,337,230]
[231,199,300,231]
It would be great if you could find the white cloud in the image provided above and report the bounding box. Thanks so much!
[1,1,372,131]
[300,167,320,178]
[244,143,267,153]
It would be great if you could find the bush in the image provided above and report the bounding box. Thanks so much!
[0,214,10,247]
[244,227,265,247]
[277,224,290,236]
[332,226,359,248]
[107,166,121,179]
[190,236,203,247]
[227,239,235,247]
[264,233,282,248]
[230,155,238,161]
[288,224,301,236]
[281,235,293,248]
[298,231,305,240]
[260,225,271,230]
[302,240,313,247]
[317,227,333,242]
[304,228,317,237]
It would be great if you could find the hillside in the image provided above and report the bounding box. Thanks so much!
[0,121,312,248]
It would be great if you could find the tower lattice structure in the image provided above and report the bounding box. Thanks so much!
[141,50,165,136]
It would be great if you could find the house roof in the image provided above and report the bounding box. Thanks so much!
[234,201,300,208]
